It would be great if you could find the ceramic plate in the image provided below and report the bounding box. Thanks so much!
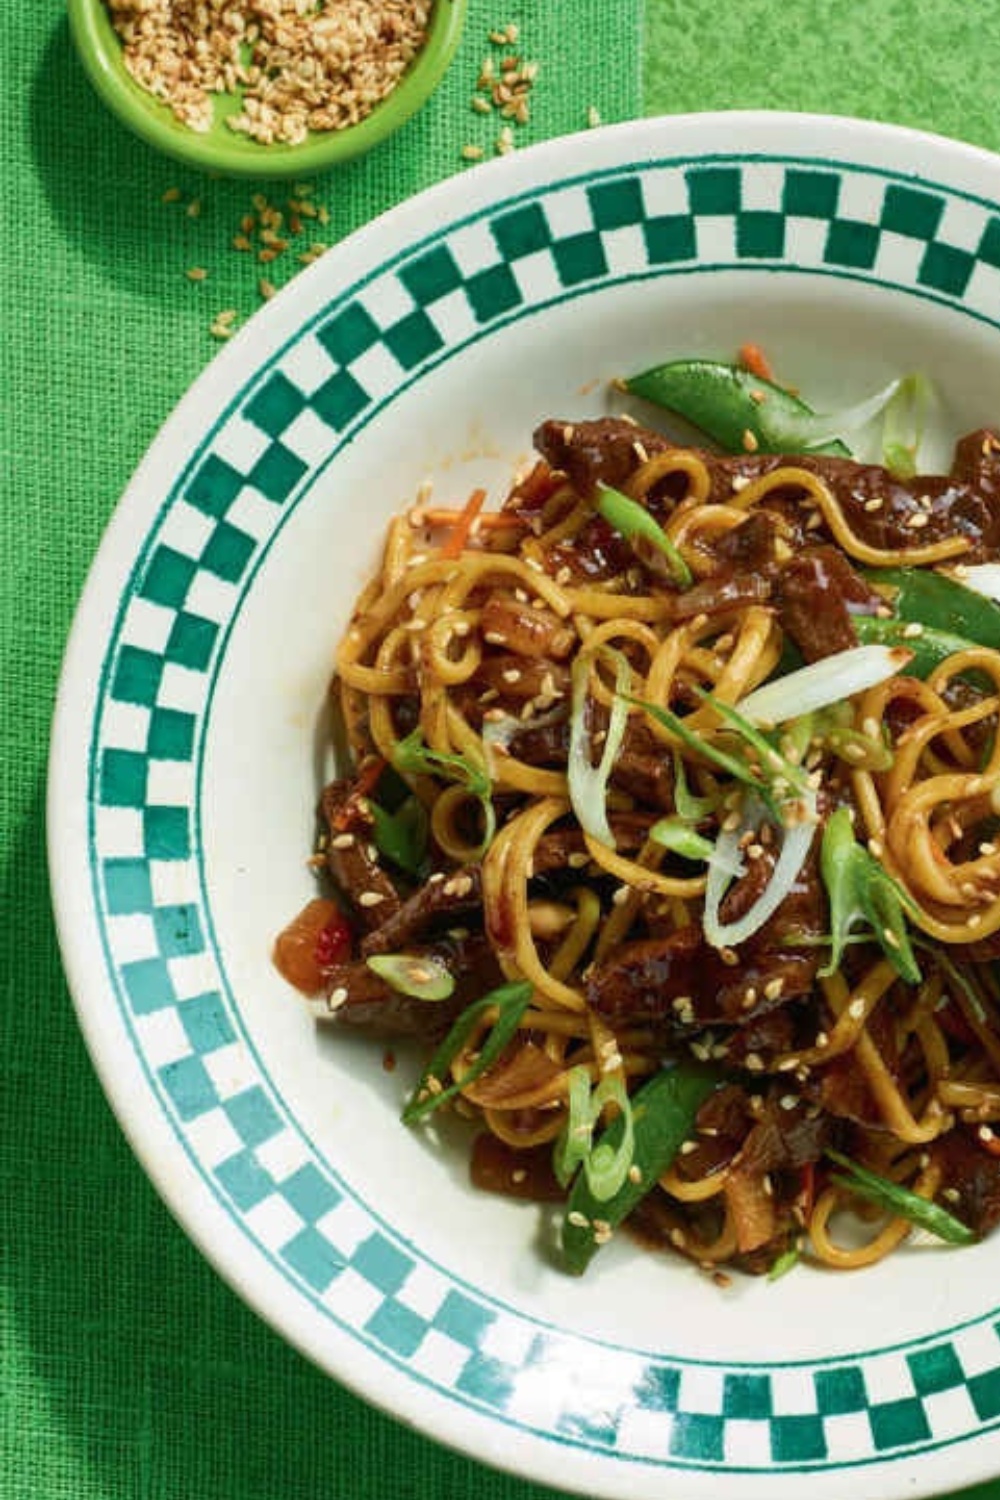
[49,112,1000,1500]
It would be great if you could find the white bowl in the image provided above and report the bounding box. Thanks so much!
[49,111,1000,1500]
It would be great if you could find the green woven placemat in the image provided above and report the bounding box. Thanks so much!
[7,0,1000,1497]
[0,5,638,1499]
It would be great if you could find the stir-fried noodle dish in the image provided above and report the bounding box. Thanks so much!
[275,353,1000,1278]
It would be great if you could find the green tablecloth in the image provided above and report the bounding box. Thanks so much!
[6,3,1000,1498]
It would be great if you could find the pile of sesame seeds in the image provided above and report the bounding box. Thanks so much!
[106,0,430,145]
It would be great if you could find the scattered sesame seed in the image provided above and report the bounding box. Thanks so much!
[358,891,386,907]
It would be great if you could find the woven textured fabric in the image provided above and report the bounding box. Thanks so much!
[0,5,638,1500]
[5,1,1000,1499]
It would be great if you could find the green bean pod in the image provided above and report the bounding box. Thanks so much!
[623,359,850,456]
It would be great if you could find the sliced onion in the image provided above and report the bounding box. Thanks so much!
[568,647,630,847]
[779,377,903,450]
[703,792,818,950]
[735,645,912,728]
[952,563,1000,603]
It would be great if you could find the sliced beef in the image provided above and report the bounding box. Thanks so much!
[361,866,482,957]
[321,778,402,930]
[776,545,884,662]
[533,417,671,497]
[702,432,1000,562]
[930,1127,1000,1237]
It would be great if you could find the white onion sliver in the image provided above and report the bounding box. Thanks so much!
[952,564,1000,604]
[703,792,818,950]
[777,378,902,449]
[567,650,629,846]
[735,645,911,727]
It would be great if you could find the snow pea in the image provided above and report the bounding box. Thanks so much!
[865,567,1000,651]
[623,359,850,457]
[852,615,986,682]
[561,1061,720,1275]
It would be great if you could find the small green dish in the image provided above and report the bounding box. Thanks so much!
[67,0,467,179]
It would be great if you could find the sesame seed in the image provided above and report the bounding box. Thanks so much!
[358,891,386,907]
[461,143,484,161]
[902,621,924,639]
[742,428,759,453]
[906,512,930,530]
[328,986,348,1010]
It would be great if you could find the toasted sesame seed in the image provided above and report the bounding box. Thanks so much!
[328,986,348,1010]
[358,891,386,907]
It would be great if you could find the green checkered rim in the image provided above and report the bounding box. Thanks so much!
[87,151,1000,1475]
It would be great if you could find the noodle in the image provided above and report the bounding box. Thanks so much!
[277,410,1000,1279]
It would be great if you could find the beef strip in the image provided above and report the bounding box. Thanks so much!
[703,432,1000,562]
[361,866,483,957]
[930,1126,1000,1237]
[775,545,885,661]
[320,778,402,930]
[536,417,1000,561]
[534,417,671,496]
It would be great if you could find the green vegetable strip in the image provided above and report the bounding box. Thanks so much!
[864,566,1000,651]
[819,807,920,983]
[391,729,496,855]
[649,816,717,862]
[365,953,455,1002]
[623,359,850,456]
[853,616,990,686]
[554,1067,636,1201]
[693,689,810,797]
[596,484,693,586]
[562,1063,720,1275]
[369,797,428,876]
[826,1150,975,1245]
[630,695,772,804]
[402,981,533,1125]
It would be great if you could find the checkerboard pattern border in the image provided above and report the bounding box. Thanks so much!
[87,152,1000,1473]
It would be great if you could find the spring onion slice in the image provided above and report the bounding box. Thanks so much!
[819,807,920,983]
[402,980,533,1125]
[554,1066,635,1201]
[735,645,914,729]
[649,817,717,863]
[391,728,496,855]
[568,646,631,846]
[767,376,905,451]
[826,1149,975,1245]
[365,953,455,1002]
[672,751,717,821]
[702,792,818,950]
[596,484,693,586]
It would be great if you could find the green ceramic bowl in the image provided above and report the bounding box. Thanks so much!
[67,0,467,179]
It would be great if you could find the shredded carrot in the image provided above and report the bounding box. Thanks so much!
[439,488,488,558]
[738,342,776,383]
[421,506,523,532]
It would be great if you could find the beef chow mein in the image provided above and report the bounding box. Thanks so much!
[275,358,1000,1279]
